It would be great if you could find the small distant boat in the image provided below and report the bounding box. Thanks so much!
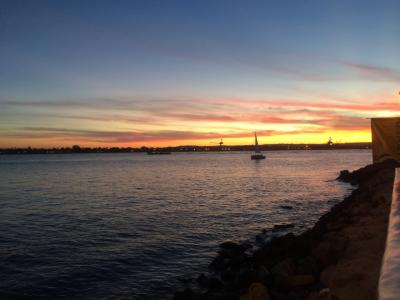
[146,150,171,155]
[251,132,266,160]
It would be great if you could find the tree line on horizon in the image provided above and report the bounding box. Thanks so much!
[0,142,371,155]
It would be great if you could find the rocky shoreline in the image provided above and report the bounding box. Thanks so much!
[174,160,399,300]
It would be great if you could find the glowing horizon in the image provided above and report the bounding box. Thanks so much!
[0,1,399,148]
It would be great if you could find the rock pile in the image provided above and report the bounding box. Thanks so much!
[174,160,398,300]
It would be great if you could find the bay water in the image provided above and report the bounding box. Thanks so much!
[0,150,371,299]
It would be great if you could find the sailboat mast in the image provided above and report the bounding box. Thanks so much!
[254,132,260,153]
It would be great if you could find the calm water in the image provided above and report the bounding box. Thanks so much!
[0,150,371,299]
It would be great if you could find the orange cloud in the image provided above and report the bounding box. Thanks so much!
[0,92,392,147]
[0,127,325,146]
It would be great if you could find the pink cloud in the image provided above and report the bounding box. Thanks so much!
[220,99,400,112]
[346,62,400,82]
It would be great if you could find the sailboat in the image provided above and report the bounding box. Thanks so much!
[251,132,266,160]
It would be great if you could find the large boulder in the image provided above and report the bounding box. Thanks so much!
[307,288,333,300]
[337,159,399,185]
[239,282,269,300]
[209,241,249,271]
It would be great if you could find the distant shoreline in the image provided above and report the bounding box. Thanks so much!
[0,143,371,155]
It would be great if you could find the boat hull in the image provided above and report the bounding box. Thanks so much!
[251,154,266,160]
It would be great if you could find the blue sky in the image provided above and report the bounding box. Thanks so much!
[0,0,399,146]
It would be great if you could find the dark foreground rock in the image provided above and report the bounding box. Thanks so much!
[174,160,398,300]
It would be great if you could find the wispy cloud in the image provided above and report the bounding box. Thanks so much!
[219,99,400,112]
[344,62,400,82]
[0,92,386,146]
[1,126,324,144]
[0,97,204,113]
[313,114,370,131]
[4,95,399,115]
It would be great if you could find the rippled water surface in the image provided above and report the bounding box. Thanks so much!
[0,150,371,299]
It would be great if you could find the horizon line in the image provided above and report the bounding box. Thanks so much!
[0,141,372,150]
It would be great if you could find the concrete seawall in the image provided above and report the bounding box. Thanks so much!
[378,168,400,300]
[174,160,399,300]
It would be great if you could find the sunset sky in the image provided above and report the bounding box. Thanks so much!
[1,0,399,147]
